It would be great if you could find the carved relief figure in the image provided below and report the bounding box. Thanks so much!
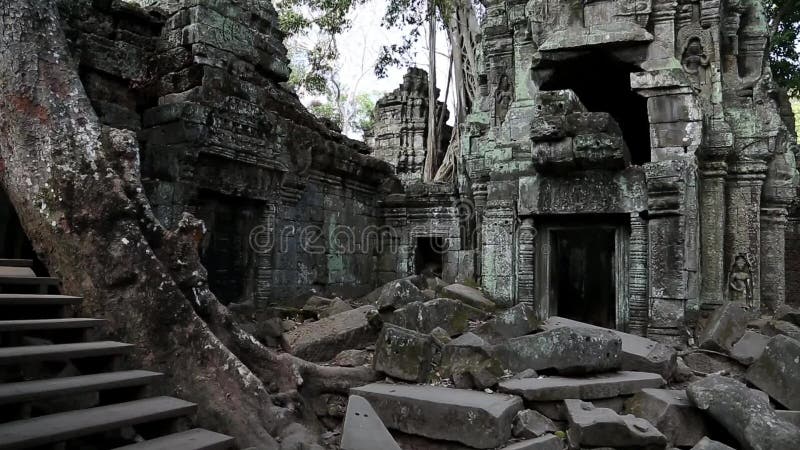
[727,253,754,306]
[494,74,512,126]
[677,24,711,76]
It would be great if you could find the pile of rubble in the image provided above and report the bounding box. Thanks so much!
[238,275,800,449]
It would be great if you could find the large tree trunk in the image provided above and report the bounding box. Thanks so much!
[0,1,375,448]
[424,0,439,182]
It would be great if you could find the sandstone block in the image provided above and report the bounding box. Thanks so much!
[624,389,710,447]
[564,399,667,450]
[281,305,380,362]
[745,334,800,409]
[373,325,434,382]
[698,302,748,353]
[441,283,496,311]
[341,395,401,450]
[498,371,665,402]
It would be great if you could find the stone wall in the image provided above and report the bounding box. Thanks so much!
[61,0,399,307]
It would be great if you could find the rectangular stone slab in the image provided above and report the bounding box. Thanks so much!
[540,316,676,378]
[498,371,665,401]
[350,383,523,449]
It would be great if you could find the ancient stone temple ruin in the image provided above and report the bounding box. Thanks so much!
[371,0,800,345]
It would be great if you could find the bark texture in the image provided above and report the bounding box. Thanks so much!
[0,1,375,448]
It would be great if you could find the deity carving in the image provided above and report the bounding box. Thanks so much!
[677,24,712,76]
[494,74,513,126]
[727,253,754,306]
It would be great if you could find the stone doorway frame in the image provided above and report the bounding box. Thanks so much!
[534,219,630,331]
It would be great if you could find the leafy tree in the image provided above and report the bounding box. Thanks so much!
[766,0,800,95]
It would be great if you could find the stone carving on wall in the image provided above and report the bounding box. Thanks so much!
[727,252,754,305]
[494,73,513,126]
[677,24,712,76]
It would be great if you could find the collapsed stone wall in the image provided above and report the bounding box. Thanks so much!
[59,0,400,307]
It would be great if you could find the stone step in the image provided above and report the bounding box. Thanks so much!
[0,266,36,277]
[0,370,163,405]
[113,428,235,450]
[498,371,665,401]
[0,396,196,449]
[351,383,523,449]
[0,341,133,365]
[0,318,104,332]
[0,259,33,267]
[0,276,59,286]
[0,294,81,306]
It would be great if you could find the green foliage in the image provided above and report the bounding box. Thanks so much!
[791,98,800,138]
[766,0,800,95]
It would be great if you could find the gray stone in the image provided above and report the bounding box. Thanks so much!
[340,395,401,450]
[687,375,798,450]
[690,437,736,450]
[564,399,667,450]
[532,397,627,422]
[385,298,488,335]
[440,332,504,389]
[512,368,539,379]
[624,389,711,447]
[350,383,524,449]
[762,319,800,341]
[730,331,770,365]
[475,303,540,344]
[331,349,372,367]
[429,327,452,346]
[373,324,434,382]
[494,326,622,375]
[376,278,428,311]
[745,334,800,409]
[774,304,800,326]
[501,434,564,450]
[540,317,676,379]
[498,371,665,402]
[513,409,558,438]
[441,284,496,311]
[698,302,748,353]
[281,305,380,362]
[775,410,800,429]
[301,295,353,319]
[682,352,745,377]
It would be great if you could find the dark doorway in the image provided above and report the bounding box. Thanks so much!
[414,237,446,277]
[0,188,47,276]
[550,228,616,328]
[539,51,651,165]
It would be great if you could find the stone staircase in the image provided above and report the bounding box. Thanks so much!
[0,259,235,449]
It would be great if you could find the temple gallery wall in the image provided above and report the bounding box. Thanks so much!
[56,0,799,347]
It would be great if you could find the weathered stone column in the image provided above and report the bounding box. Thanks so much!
[724,159,767,310]
[760,207,787,311]
[643,0,679,69]
[253,203,277,307]
[698,159,727,309]
[628,213,649,336]
[516,217,535,305]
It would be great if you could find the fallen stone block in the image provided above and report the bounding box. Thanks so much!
[361,275,425,304]
[690,437,736,450]
[494,326,622,375]
[501,434,564,450]
[350,383,523,449]
[624,388,711,447]
[301,295,352,319]
[385,298,488,335]
[774,304,800,326]
[776,410,800,429]
[745,334,800,410]
[540,317,676,379]
[376,278,428,311]
[281,305,380,362]
[513,409,558,438]
[762,319,800,341]
[529,396,626,421]
[331,349,372,367]
[441,283,496,311]
[440,332,503,389]
[730,330,770,365]
[687,375,797,450]
[475,303,540,344]
[498,371,665,402]
[564,399,667,450]
[340,395,401,450]
[682,352,745,377]
[373,324,434,382]
[698,302,748,353]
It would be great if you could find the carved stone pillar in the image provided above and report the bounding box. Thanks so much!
[517,217,536,305]
[628,213,649,336]
[724,160,767,310]
[644,0,679,69]
[254,203,277,307]
[760,207,787,312]
[481,201,516,307]
[698,159,727,309]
